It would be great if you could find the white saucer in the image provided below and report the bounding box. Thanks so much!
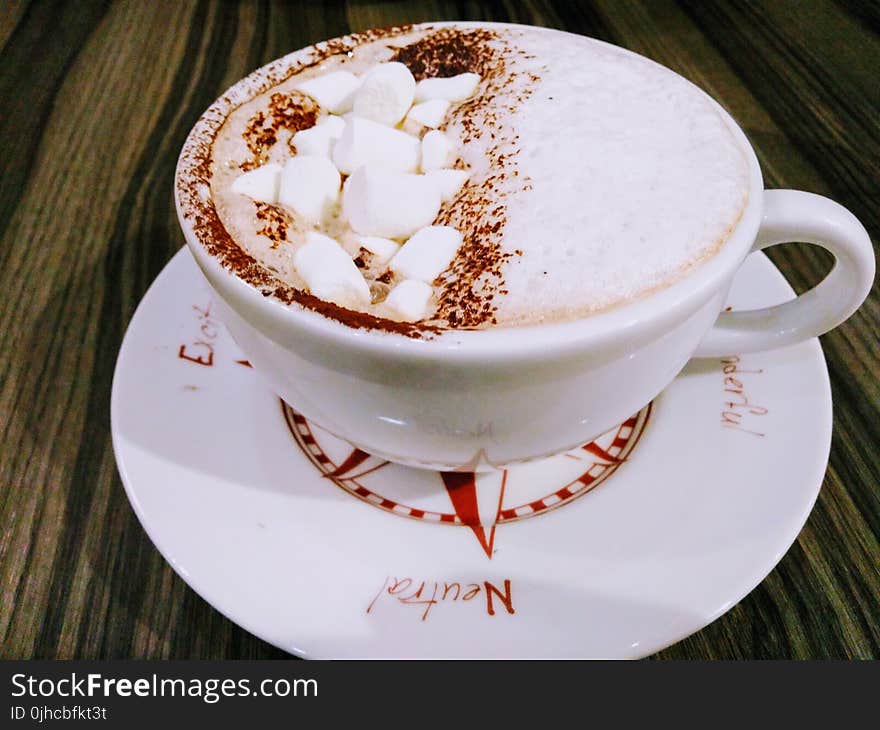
[111,248,831,658]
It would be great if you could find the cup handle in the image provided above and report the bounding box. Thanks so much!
[693,189,875,357]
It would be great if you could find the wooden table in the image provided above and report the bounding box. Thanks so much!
[1,0,877,660]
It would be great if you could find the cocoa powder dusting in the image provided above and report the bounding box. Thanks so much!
[178,24,539,337]
[396,27,536,329]
[390,27,501,80]
[241,91,319,169]
[178,24,435,338]
[254,202,290,248]
[241,110,274,166]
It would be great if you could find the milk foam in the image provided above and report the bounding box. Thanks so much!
[493,31,749,324]
[208,25,749,328]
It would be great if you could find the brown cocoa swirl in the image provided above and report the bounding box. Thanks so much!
[399,28,535,327]
[254,202,291,248]
[241,92,320,170]
[177,24,537,337]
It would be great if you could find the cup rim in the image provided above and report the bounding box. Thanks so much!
[175,20,765,364]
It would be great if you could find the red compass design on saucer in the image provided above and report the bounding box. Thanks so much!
[283,402,652,559]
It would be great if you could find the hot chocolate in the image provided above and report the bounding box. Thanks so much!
[180,23,749,332]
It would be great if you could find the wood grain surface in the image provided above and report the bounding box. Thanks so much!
[0,0,877,660]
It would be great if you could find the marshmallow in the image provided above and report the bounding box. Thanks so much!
[400,117,425,137]
[353,62,416,126]
[406,99,450,129]
[332,116,420,175]
[420,130,454,171]
[343,166,441,239]
[230,163,282,203]
[294,71,361,114]
[390,225,463,282]
[322,115,346,137]
[278,155,340,222]
[384,279,434,321]
[291,115,346,157]
[414,73,480,102]
[293,231,370,306]
[425,168,470,201]
[357,235,400,264]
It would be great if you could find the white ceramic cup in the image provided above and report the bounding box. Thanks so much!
[176,24,874,472]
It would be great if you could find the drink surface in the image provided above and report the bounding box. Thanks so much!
[183,23,749,332]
